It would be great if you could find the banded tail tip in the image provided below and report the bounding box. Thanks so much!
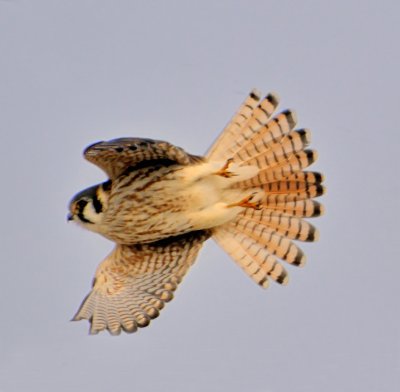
[249,88,262,101]
[283,109,298,129]
[266,91,280,107]
[297,128,312,146]
[307,228,320,242]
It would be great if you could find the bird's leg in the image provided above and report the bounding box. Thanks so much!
[214,158,237,178]
[227,193,262,210]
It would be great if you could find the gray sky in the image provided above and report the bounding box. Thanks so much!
[0,1,399,391]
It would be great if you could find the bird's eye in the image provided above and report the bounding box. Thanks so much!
[102,180,112,191]
[77,199,88,209]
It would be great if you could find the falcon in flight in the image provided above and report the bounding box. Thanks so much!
[68,90,325,335]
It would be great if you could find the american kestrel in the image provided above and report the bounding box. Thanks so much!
[68,90,325,335]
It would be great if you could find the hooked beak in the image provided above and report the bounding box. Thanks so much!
[67,213,74,222]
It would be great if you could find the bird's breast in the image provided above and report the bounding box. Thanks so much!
[98,162,256,244]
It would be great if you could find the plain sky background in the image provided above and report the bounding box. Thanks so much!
[0,1,399,391]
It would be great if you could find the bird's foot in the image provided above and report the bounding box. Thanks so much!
[214,158,237,178]
[228,193,262,210]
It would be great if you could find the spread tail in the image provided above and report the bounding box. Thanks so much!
[207,90,325,288]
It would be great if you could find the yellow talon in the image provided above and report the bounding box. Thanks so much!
[228,193,261,210]
[214,158,237,178]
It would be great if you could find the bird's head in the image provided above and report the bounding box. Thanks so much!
[68,181,111,229]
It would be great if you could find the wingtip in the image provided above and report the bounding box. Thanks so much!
[108,327,122,336]
[70,312,84,322]
[83,141,103,156]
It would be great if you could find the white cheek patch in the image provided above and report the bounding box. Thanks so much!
[83,203,103,224]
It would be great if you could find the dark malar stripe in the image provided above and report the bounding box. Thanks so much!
[92,192,103,213]
[78,212,94,224]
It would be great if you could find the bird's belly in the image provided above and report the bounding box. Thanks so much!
[101,165,249,245]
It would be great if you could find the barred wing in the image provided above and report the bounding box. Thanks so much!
[84,137,203,179]
[72,231,210,335]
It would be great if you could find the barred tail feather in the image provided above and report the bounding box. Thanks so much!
[207,89,262,160]
[207,91,280,161]
[235,129,311,169]
[209,90,325,288]
[242,209,318,242]
[264,199,324,218]
[229,110,298,163]
[213,228,288,287]
[240,149,320,186]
